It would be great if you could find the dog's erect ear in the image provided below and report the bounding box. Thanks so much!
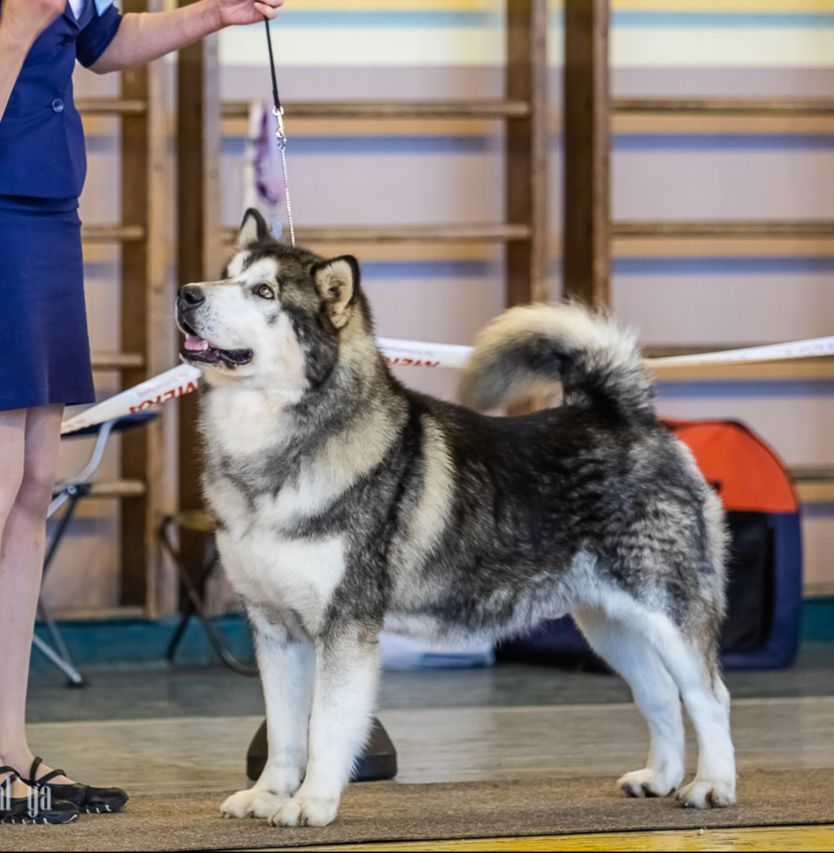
[238,208,270,248]
[311,256,359,330]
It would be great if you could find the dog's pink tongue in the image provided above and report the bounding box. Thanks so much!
[185,334,209,352]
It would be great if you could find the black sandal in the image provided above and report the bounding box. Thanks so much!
[26,757,129,815]
[0,766,80,825]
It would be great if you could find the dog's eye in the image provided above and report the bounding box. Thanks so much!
[256,284,275,300]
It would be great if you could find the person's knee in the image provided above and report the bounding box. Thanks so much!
[15,460,55,518]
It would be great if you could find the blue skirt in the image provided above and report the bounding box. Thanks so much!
[0,196,94,411]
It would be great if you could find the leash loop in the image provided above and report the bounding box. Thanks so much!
[264,20,296,246]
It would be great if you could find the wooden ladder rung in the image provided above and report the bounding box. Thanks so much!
[222,99,531,120]
[86,480,146,499]
[76,97,148,115]
[796,480,834,504]
[645,344,751,359]
[82,224,146,243]
[651,358,834,383]
[791,466,834,482]
[613,98,834,117]
[91,352,145,371]
[223,223,531,245]
[614,221,834,240]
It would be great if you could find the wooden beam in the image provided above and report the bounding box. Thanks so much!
[220,223,530,247]
[88,480,147,499]
[614,98,834,117]
[614,221,834,257]
[650,357,834,382]
[615,221,834,239]
[563,0,610,307]
[91,352,145,371]
[119,0,171,615]
[81,224,145,243]
[222,99,531,120]
[176,14,222,589]
[505,0,550,308]
[76,97,147,115]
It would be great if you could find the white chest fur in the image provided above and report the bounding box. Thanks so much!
[217,526,346,635]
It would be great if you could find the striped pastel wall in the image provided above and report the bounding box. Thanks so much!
[61,0,834,615]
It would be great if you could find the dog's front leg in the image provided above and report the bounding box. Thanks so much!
[270,623,380,828]
[221,608,315,820]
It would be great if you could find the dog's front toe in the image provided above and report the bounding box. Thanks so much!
[270,796,339,828]
[220,789,259,819]
[220,787,291,820]
[618,767,681,799]
[676,779,736,809]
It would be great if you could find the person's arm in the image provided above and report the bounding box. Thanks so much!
[90,0,283,74]
[0,0,65,120]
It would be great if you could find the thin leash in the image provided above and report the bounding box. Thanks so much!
[264,19,296,247]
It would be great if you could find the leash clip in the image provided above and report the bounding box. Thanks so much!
[272,104,288,151]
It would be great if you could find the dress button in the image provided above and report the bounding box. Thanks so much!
[51,98,64,114]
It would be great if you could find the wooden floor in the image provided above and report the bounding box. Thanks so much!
[294,826,834,852]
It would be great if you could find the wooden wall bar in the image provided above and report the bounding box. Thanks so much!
[562,0,611,308]
[176,14,223,583]
[505,0,550,308]
[119,0,171,614]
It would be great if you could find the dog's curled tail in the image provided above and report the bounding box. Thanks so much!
[459,303,655,424]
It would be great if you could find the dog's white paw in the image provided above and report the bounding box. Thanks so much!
[269,796,340,828]
[676,779,736,809]
[220,788,290,820]
[618,767,682,799]
[220,788,260,819]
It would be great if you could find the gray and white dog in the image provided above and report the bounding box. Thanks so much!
[176,209,735,828]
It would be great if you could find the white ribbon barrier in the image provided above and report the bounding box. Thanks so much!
[60,364,202,435]
[60,334,834,436]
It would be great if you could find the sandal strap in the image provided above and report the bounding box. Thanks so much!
[0,766,19,779]
[29,756,43,782]
[36,768,68,786]
[28,756,66,786]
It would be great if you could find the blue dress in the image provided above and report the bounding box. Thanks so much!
[0,1,122,411]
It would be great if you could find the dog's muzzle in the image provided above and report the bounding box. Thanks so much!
[176,286,253,369]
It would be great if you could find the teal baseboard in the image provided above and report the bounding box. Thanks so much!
[32,598,834,671]
[32,614,254,672]
[802,597,834,642]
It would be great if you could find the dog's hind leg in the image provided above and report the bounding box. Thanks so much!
[608,605,736,809]
[271,623,380,828]
[573,607,685,798]
[221,608,315,821]
[660,631,735,809]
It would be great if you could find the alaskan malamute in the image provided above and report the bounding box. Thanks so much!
[176,209,735,828]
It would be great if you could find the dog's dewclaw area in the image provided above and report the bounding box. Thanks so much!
[1,770,833,852]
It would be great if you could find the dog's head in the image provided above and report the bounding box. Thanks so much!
[176,209,367,393]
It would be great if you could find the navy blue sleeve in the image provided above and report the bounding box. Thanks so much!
[76,5,123,68]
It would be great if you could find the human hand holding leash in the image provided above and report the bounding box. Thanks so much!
[91,0,286,74]
[215,0,285,27]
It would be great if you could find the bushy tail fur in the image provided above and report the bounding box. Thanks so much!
[459,303,655,424]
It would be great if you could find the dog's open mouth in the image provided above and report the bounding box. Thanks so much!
[180,324,253,368]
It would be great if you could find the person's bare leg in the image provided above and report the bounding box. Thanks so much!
[0,406,72,786]
[0,409,28,796]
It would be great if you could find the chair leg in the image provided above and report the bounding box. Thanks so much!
[35,494,86,687]
[165,598,195,665]
[31,635,85,688]
[159,518,257,676]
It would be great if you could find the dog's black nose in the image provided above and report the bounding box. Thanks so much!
[179,284,205,307]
